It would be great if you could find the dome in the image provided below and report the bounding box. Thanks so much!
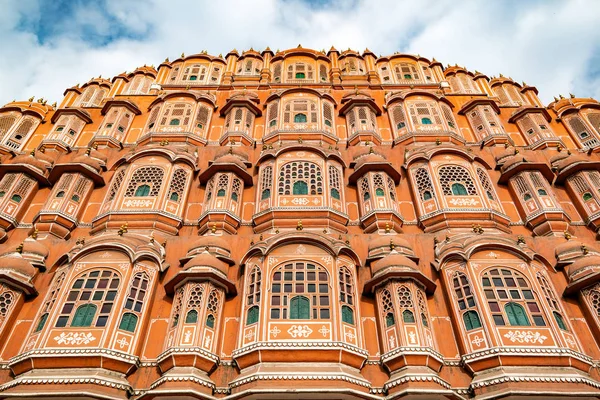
[0,253,37,278]
[551,152,588,171]
[213,154,248,170]
[368,235,416,261]
[568,255,600,284]
[10,152,50,172]
[72,154,104,173]
[371,253,418,276]
[183,252,229,277]
[189,235,231,254]
[354,152,387,170]
[555,240,598,266]
[21,236,49,268]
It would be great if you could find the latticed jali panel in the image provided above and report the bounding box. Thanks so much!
[124,167,165,197]
[439,165,477,196]
[277,162,323,196]
[168,169,189,202]
[413,167,435,200]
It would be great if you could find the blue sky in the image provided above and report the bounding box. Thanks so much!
[1,0,599,104]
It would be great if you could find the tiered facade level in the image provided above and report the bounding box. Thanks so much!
[1,46,600,399]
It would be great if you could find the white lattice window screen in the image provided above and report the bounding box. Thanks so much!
[145,106,161,131]
[350,106,377,134]
[267,101,279,130]
[586,285,600,318]
[125,75,153,94]
[168,66,180,82]
[536,273,561,312]
[385,176,396,202]
[451,73,477,94]
[89,88,107,107]
[407,101,443,131]
[225,107,253,133]
[0,285,15,327]
[397,285,416,317]
[273,62,282,82]
[168,169,188,203]
[328,165,342,202]
[441,104,458,134]
[493,86,511,106]
[413,167,435,201]
[506,85,525,105]
[286,63,314,82]
[417,290,430,323]
[76,86,95,107]
[391,104,407,135]
[379,64,391,82]
[205,176,215,204]
[187,284,204,310]
[168,287,184,332]
[181,64,207,83]
[380,288,395,319]
[209,65,222,83]
[482,106,505,135]
[359,176,371,207]
[49,115,85,146]
[99,107,132,139]
[439,165,477,196]
[107,169,126,201]
[319,64,328,82]
[246,267,261,312]
[237,58,261,75]
[532,113,553,138]
[323,101,334,130]
[342,58,365,75]
[477,167,497,201]
[41,271,66,317]
[206,289,221,325]
[195,105,211,136]
[125,166,165,197]
[5,116,37,149]
[121,272,149,321]
[588,171,600,190]
[494,85,524,106]
[13,175,34,197]
[566,115,600,148]
[394,63,420,81]
[514,175,530,198]
[468,109,487,140]
[73,175,91,198]
[585,112,600,133]
[278,161,323,195]
[159,102,193,130]
[0,174,16,192]
[216,174,229,197]
[569,174,591,194]
[283,100,318,124]
[232,178,242,207]
[0,112,18,138]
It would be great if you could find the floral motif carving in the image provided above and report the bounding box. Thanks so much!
[287,324,312,338]
[503,330,547,344]
[54,332,96,345]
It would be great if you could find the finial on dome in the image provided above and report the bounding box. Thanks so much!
[559,94,565,99]
[297,44,302,48]
[51,102,57,108]
[181,52,185,58]
[165,57,169,62]
[554,96,559,102]
[570,93,575,98]
[28,96,34,102]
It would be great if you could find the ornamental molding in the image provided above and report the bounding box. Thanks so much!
[470,374,600,390]
[381,346,444,364]
[385,373,452,391]
[148,375,215,391]
[229,371,371,389]
[53,332,96,345]
[8,348,140,367]
[461,346,593,365]
[0,376,131,393]
[231,341,369,358]
[503,330,548,344]
[156,346,219,364]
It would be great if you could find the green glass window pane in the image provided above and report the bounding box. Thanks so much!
[290,296,310,319]
[206,314,215,328]
[538,189,547,196]
[56,191,65,198]
[397,122,405,129]
[583,192,593,201]
[421,313,428,327]
[421,117,432,125]
[423,190,432,200]
[342,305,354,325]
[119,313,138,332]
[293,181,308,195]
[170,192,179,201]
[463,310,481,331]
[295,72,306,79]
[247,306,259,325]
[232,192,238,201]
[553,311,567,331]
[505,302,530,326]
[35,313,48,333]
[402,310,415,323]
[385,312,395,327]
[524,193,532,201]
[185,310,198,324]
[261,189,271,200]
[363,192,370,201]
[169,119,180,126]
[325,120,332,127]
[11,194,22,203]
[217,189,226,197]
[451,183,468,196]
[294,113,307,123]
[330,188,340,200]
[134,185,150,197]
[375,188,384,196]
[72,304,96,327]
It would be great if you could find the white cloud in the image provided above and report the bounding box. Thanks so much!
[1,0,599,104]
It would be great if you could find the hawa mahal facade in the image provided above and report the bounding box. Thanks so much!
[0,46,600,399]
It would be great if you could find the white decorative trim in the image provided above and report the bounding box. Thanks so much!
[461,346,593,364]
[229,371,371,389]
[471,375,600,390]
[9,348,139,367]
[231,341,369,358]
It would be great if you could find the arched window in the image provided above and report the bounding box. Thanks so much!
[246,267,261,325]
[287,63,314,81]
[505,302,530,326]
[451,183,468,196]
[118,313,138,332]
[342,305,354,324]
[537,273,569,331]
[206,290,220,329]
[339,267,355,325]
[477,167,497,201]
[463,310,482,330]
[482,268,544,327]
[360,177,371,202]
[417,290,430,328]
[381,289,395,327]
[261,188,271,200]
[421,117,432,125]
[0,288,15,330]
[583,192,593,201]
[170,119,180,126]
[134,185,150,197]
[33,272,66,333]
[294,113,307,123]
[271,262,330,320]
[35,313,49,333]
[260,165,273,201]
[247,306,259,324]
[439,165,477,196]
[125,167,165,197]
[168,169,188,204]
[170,287,184,328]
[56,269,120,328]
[72,304,97,327]
[278,162,323,196]
[414,167,435,201]
[293,181,308,195]
[328,166,342,201]
[186,309,198,323]
[56,191,65,198]
[397,285,415,324]
[11,194,22,203]
[453,272,482,331]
